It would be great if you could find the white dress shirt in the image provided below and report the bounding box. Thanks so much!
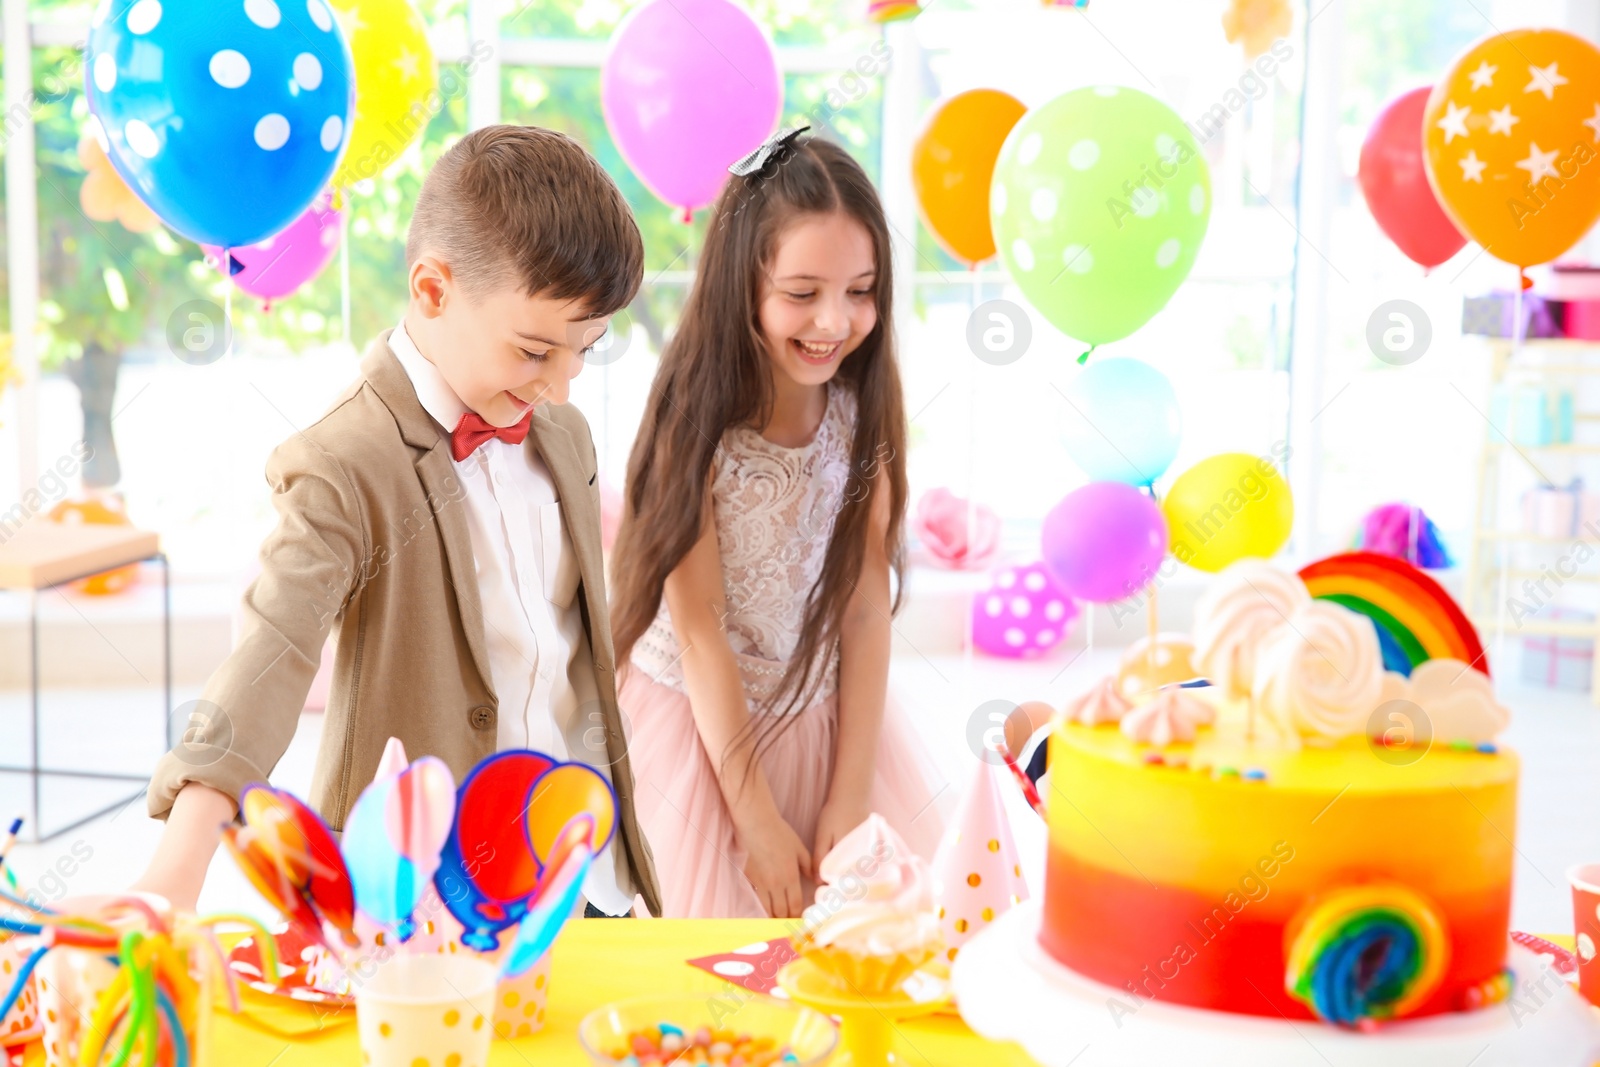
[389,319,632,915]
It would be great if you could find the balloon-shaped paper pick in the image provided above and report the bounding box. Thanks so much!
[435,751,618,952]
[502,829,594,979]
[227,785,358,947]
[525,763,616,866]
[342,755,455,942]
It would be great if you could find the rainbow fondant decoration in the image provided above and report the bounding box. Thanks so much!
[1298,552,1488,678]
[1285,885,1450,1027]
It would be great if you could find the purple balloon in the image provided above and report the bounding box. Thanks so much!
[601,0,781,217]
[203,190,341,305]
[1041,483,1169,604]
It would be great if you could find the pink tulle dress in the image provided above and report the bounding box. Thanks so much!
[621,384,948,918]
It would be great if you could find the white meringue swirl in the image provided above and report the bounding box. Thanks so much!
[1120,687,1217,745]
[1252,600,1384,745]
[1193,560,1311,699]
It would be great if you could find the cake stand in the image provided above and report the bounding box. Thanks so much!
[776,957,951,1066]
[952,900,1600,1067]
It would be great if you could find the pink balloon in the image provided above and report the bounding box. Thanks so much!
[601,0,781,217]
[203,190,341,304]
[972,561,1079,659]
[1041,483,1169,604]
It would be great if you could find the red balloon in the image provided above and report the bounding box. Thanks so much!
[1358,87,1466,269]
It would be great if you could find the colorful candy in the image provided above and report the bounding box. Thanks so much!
[603,1024,797,1065]
[1284,884,1449,1027]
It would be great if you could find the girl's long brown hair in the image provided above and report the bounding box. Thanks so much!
[610,135,908,774]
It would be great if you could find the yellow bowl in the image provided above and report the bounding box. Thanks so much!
[577,993,839,1065]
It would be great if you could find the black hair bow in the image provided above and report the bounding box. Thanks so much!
[728,125,811,177]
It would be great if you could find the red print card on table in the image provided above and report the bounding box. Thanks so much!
[687,938,798,997]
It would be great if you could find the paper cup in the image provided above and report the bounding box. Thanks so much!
[1,936,42,1046]
[355,955,497,1067]
[1568,863,1600,1005]
[348,885,558,1040]
[490,953,551,1040]
[35,894,172,1067]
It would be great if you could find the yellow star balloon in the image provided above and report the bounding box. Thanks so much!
[1423,28,1600,268]
[329,0,438,190]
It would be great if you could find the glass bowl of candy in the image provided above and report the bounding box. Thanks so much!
[577,994,839,1065]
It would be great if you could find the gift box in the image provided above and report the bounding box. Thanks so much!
[1523,481,1582,537]
[1565,300,1600,341]
[1463,290,1564,339]
[1490,385,1574,446]
[1522,607,1596,691]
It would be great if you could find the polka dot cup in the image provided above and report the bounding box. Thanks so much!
[355,954,497,1067]
[349,885,554,1040]
[490,953,552,1040]
[971,561,1079,659]
[1568,863,1600,1006]
[0,937,42,1046]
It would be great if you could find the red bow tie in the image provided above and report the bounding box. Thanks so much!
[451,409,533,462]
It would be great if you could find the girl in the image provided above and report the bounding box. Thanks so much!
[610,131,947,919]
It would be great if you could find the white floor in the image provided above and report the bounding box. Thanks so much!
[2,648,1597,936]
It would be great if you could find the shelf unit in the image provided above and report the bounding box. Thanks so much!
[1464,337,1600,703]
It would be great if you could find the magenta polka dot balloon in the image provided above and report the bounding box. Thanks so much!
[972,561,1080,659]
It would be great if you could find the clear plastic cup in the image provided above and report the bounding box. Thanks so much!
[355,954,498,1067]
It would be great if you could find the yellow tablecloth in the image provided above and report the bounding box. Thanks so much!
[26,920,1035,1066]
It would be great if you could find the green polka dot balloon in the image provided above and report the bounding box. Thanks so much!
[991,86,1211,350]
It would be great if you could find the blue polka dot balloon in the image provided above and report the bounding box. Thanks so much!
[85,0,354,249]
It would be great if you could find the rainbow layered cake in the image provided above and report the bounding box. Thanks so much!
[1040,553,1517,1028]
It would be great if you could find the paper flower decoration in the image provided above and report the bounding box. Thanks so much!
[932,761,1028,961]
[915,487,1002,570]
[1222,0,1292,59]
[77,132,160,234]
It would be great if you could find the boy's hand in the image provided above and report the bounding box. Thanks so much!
[735,805,811,919]
[131,782,236,912]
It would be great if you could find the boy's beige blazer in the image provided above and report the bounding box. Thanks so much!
[148,331,661,917]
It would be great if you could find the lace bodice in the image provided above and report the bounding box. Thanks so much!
[630,385,858,711]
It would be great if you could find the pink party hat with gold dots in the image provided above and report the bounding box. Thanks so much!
[932,760,1029,962]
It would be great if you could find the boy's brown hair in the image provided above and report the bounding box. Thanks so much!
[406,124,643,318]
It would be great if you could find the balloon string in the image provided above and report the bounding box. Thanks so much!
[965,268,981,705]
[222,253,233,360]
[341,203,352,349]
[1077,344,1096,365]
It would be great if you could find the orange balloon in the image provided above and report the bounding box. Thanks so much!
[911,89,1027,268]
[49,497,142,595]
[1423,29,1600,268]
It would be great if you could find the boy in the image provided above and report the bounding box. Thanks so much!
[134,125,661,918]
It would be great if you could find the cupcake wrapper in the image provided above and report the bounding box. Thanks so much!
[797,940,935,996]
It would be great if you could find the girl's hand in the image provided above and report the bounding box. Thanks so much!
[811,797,871,879]
[736,806,812,918]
